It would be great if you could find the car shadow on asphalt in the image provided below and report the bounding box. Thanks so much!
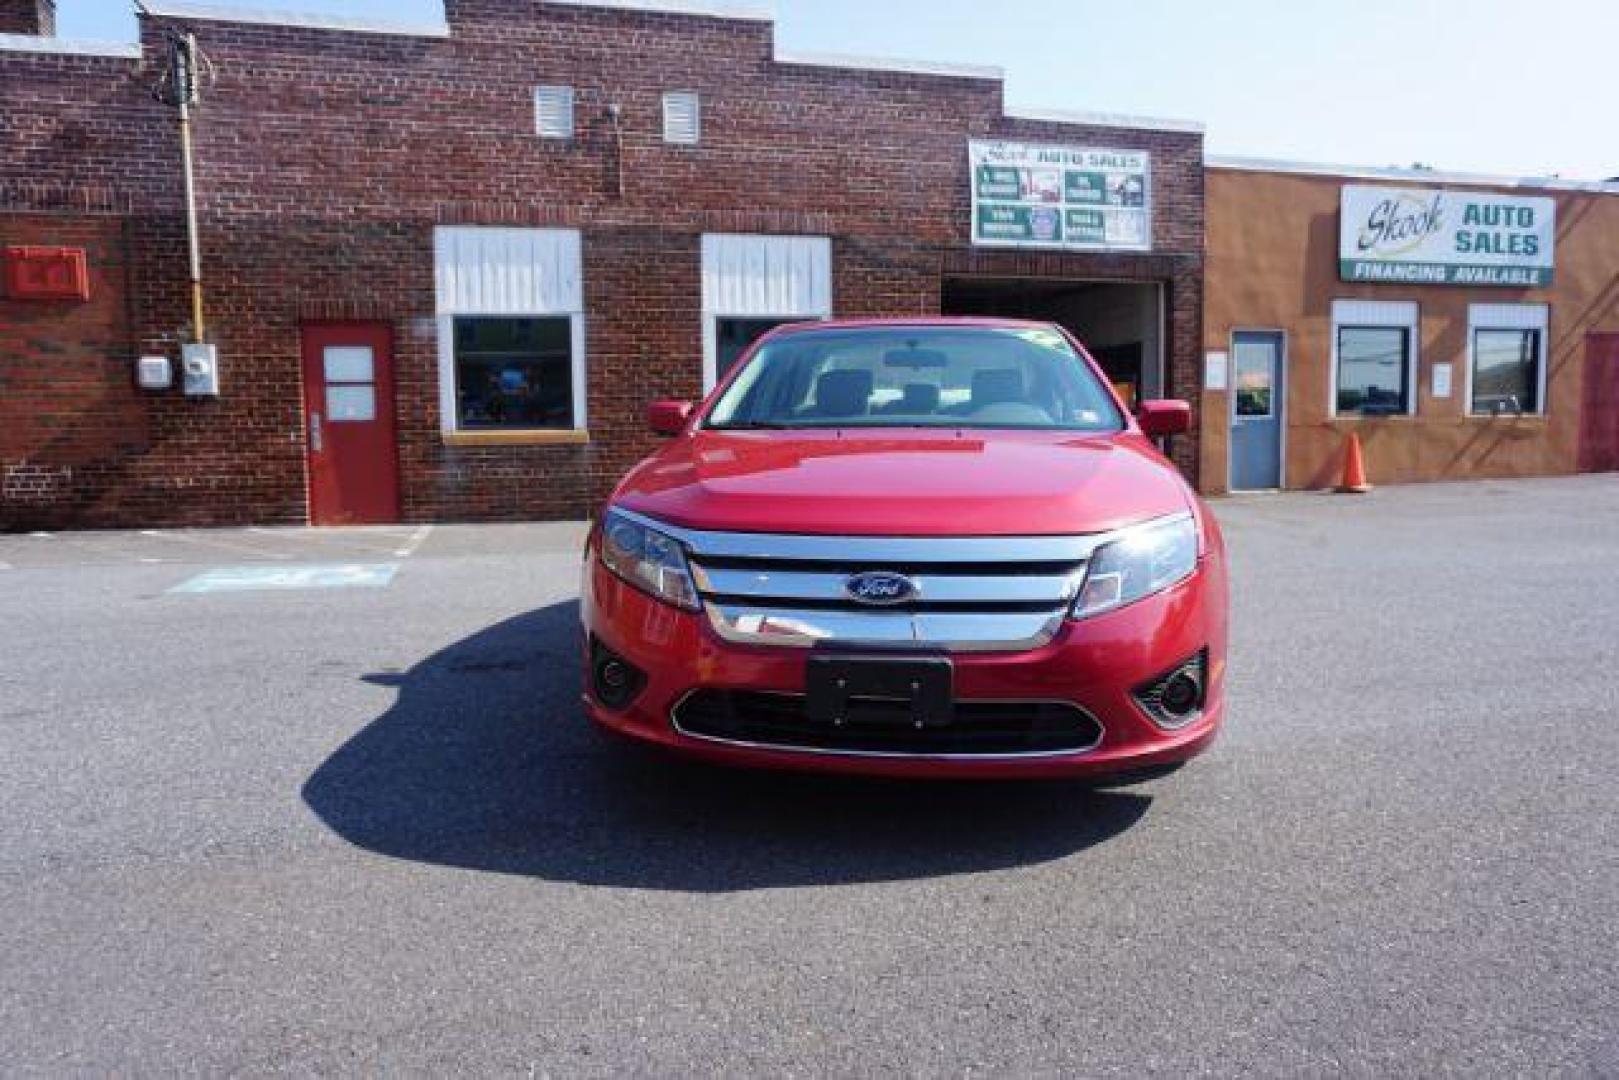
[301,603,1152,892]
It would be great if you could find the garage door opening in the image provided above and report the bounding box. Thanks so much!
[942,278,1164,409]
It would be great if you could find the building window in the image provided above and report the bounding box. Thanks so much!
[1331,300,1418,417]
[1468,304,1548,416]
[1336,327,1412,416]
[452,317,576,430]
[1232,341,1274,417]
[433,227,586,440]
[701,234,833,390]
[716,318,809,382]
[535,86,575,139]
[663,91,700,145]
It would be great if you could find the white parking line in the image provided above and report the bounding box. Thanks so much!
[394,525,433,558]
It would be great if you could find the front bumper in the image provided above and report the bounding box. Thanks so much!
[580,555,1227,781]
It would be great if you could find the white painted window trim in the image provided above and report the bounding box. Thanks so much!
[1329,299,1421,418]
[1464,303,1550,417]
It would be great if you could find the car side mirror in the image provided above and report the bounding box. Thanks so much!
[1137,399,1192,438]
[647,399,695,436]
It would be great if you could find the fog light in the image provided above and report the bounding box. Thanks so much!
[590,638,646,712]
[1159,671,1202,717]
[1133,650,1207,730]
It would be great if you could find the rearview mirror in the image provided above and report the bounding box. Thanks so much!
[647,400,695,436]
[1137,399,1192,438]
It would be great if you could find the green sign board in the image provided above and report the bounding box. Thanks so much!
[969,141,1152,252]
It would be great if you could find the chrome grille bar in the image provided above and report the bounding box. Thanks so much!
[692,566,1085,605]
[704,605,1067,652]
[612,509,1108,565]
[610,507,1189,653]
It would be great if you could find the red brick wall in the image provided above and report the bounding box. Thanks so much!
[0,213,139,526]
[0,0,52,36]
[0,0,1204,529]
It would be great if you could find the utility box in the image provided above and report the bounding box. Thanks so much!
[136,354,173,390]
[3,246,90,301]
[181,343,220,397]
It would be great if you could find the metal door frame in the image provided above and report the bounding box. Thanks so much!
[300,320,401,526]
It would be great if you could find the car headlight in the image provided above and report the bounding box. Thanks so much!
[598,509,700,611]
[1072,514,1199,619]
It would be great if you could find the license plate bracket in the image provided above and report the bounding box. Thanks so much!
[805,653,954,728]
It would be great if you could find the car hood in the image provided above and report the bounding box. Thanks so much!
[612,429,1190,536]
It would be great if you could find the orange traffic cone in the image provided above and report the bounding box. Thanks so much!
[1337,432,1372,494]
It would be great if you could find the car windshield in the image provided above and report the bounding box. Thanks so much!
[704,326,1124,432]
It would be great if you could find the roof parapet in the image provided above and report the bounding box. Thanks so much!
[541,0,773,21]
[139,1,450,38]
[1005,105,1204,135]
[0,31,141,57]
[774,48,1003,81]
[1208,154,1619,195]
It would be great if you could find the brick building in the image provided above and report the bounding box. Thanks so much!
[0,0,1206,529]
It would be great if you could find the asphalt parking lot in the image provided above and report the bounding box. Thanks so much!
[2,477,1617,1075]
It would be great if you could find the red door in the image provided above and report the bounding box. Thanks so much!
[1579,334,1619,474]
[300,322,401,525]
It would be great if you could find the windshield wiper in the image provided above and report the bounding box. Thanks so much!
[709,421,791,431]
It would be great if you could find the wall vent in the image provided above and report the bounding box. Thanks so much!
[535,86,575,139]
[663,91,701,145]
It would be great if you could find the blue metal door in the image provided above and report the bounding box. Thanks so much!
[1230,331,1284,490]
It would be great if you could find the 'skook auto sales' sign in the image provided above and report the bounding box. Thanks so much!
[1340,185,1555,287]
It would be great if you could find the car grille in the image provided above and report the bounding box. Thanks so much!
[626,512,1113,652]
[674,690,1105,758]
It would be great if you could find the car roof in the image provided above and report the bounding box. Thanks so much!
[769,316,1063,336]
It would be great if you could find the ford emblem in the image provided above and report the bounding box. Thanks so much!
[845,571,919,606]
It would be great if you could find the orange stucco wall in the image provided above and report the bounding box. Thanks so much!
[1201,168,1619,493]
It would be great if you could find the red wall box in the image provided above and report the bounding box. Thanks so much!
[3,246,90,301]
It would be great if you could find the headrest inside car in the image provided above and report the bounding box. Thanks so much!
[812,369,874,416]
[898,382,941,413]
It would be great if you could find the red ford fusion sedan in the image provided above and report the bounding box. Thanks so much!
[581,318,1228,780]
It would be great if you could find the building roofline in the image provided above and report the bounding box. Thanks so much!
[774,48,1002,81]
[1005,105,1205,135]
[0,32,142,58]
[123,1,1207,139]
[139,1,451,38]
[1207,154,1619,195]
[542,0,774,21]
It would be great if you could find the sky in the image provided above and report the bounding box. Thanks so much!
[54,0,1617,181]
